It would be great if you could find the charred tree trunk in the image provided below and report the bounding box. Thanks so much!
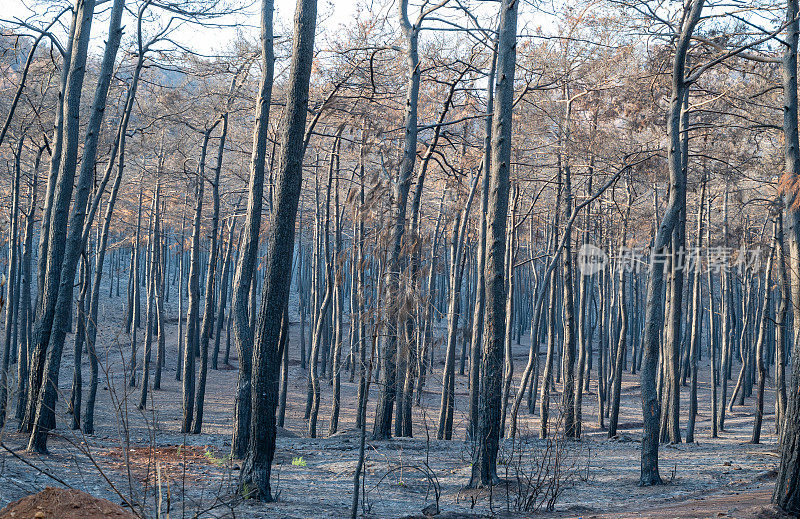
[468,0,517,488]
[231,0,274,459]
[182,124,217,433]
[639,0,702,484]
[238,0,316,500]
[773,0,800,511]
[751,219,775,444]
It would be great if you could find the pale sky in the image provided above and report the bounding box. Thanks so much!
[3,0,364,57]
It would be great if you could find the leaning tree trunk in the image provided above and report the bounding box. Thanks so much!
[23,0,95,438]
[231,0,274,460]
[34,5,76,321]
[27,0,127,453]
[639,0,702,485]
[238,0,317,501]
[83,51,141,431]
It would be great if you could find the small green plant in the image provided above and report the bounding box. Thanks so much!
[291,456,307,467]
[240,482,253,498]
[204,449,230,467]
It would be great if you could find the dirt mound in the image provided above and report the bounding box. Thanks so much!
[0,487,137,519]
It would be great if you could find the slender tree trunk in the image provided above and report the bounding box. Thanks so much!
[308,140,334,439]
[499,186,518,437]
[138,189,158,410]
[129,188,143,385]
[751,221,775,444]
[775,209,788,436]
[539,224,559,438]
[153,186,166,391]
[231,0,274,459]
[329,134,345,436]
[15,159,38,423]
[177,195,187,381]
[707,200,719,438]
[238,0,316,500]
[640,0,702,484]
[373,0,422,440]
[277,303,289,427]
[438,173,479,440]
[193,109,229,434]
[468,0,517,488]
[0,140,22,427]
[687,180,706,443]
[609,185,632,438]
[213,218,236,370]
[182,124,217,433]
[718,190,732,431]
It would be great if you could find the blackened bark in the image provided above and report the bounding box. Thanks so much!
[468,0,517,488]
[193,110,228,434]
[751,221,775,444]
[686,180,706,443]
[213,218,236,369]
[640,0,703,485]
[15,157,38,423]
[23,0,92,438]
[774,0,800,511]
[138,190,158,410]
[372,0,424,440]
[0,139,22,427]
[28,0,126,452]
[238,0,317,500]
[231,0,274,459]
[182,124,216,433]
[468,43,496,440]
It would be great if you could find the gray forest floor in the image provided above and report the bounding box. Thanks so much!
[0,282,786,518]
